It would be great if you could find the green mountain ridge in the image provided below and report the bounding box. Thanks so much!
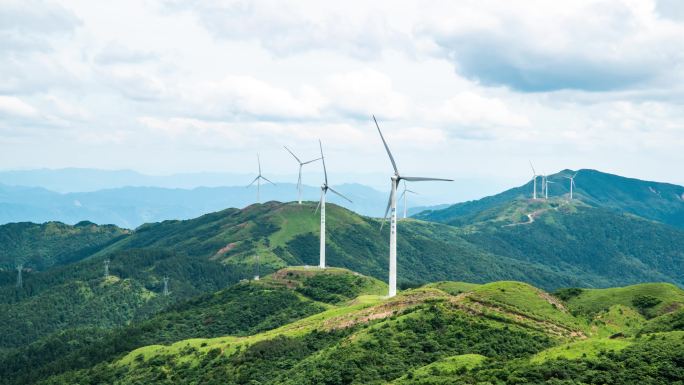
[415,169,684,229]
[4,196,684,353]
[0,221,126,271]
[23,267,684,385]
[3,169,684,384]
[0,268,385,385]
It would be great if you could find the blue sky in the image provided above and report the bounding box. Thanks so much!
[1,0,684,190]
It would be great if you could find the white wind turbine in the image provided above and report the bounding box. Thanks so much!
[374,116,452,297]
[545,178,555,199]
[284,146,321,204]
[247,153,275,203]
[315,140,352,269]
[564,172,578,200]
[400,181,418,220]
[529,161,539,200]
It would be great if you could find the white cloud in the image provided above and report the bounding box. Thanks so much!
[0,96,39,117]
[326,69,409,120]
[1,0,684,188]
[180,75,324,120]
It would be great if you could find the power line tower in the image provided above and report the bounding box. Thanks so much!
[104,259,110,279]
[163,276,169,296]
[254,254,260,281]
[16,264,23,289]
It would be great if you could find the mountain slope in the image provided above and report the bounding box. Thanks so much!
[416,169,684,229]
[0,248,252,350]
[92,201,587,290]
[5,198,684,352]
[32,272,684,385]
[436,198,684,288]
[0,221,126,271]
[0,268,384,385]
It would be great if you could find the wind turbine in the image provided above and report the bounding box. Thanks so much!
[374,115,452,298]
[529,161,539,200]
[284,146,321,204]
[399,181,418,219]
[564,172,578,200]
[545,179,555,199]
[316,140,352,269]
[247,153,275,203]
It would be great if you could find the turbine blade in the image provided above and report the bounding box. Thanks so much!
[406,189,418,194]
[319,140,328,185]
[301,157,322,165]
[399,190,406,200]
[246,176,259,187]
[284,146,302,163]
[402,176,453,182]
[373,115,399,175]
[529,160,536,175]
[257,153,261,175]
[327,186,352,203]
[261,176,276,185]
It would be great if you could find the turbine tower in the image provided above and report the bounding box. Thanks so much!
[316,140,352,269]
[545,179,554,199]
[284,146,321,204]
[104,259,110,279]
[163,276,169,296]
[247,153,275,203]
[254,254,260,280]
[564,172,578,200]
[399,181,418,219]
[529,161,539,199]
[374,116,452,298]
[16,264,23,288]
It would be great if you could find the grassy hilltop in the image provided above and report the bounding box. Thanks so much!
[16,267,683,385]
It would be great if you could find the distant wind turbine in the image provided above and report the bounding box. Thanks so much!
[316,140,352,269]
[545,179,555,199]
[284,146,321,204]
[529,161,539,200]
[564,172,578,200]
[247,153,275,203]
[374,115,452,298]
[399,181,418,219]
[16,264,23,288]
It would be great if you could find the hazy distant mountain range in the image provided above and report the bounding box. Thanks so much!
[0,183,393,228]
[0,168,511,228]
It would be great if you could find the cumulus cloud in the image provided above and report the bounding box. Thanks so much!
[164,0,407,58]
[0,0,80,52]
[419,1,684,92]
[95,43,158,65]
[2,0,684,185]
[326,69,409,120]
[0,96,38,117]
[179,75,325,121]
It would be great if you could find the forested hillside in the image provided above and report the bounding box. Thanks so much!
[0,221,126,271]
[4,199,684,354]
[25,268,684,385]
[0,268,385,385]
[416,169,684,229]
[0,248,252,350]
